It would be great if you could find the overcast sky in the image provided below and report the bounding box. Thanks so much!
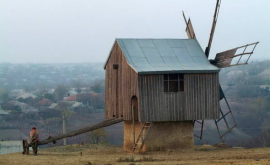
[1,0,269,63]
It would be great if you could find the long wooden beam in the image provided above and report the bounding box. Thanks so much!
[32,118,123,146]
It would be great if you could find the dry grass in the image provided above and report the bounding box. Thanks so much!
[1,144,270,165]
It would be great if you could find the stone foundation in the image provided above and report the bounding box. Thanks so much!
[123,121,194,152]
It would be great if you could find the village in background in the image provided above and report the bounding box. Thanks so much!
[1,60,270,149]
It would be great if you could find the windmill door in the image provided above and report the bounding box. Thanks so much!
[131,96,138,121]
[131,95,138,144]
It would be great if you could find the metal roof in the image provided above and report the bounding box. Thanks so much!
[106,39,219,74]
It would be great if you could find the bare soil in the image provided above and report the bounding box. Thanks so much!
[1,144,270,165]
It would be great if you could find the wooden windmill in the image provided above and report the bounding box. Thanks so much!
[183,0,259,139]
[22,0,259,155]
[103,0,259,153]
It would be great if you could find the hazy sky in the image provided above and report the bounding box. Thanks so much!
[1,0,269,63]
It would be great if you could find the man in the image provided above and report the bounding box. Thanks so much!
[30,127,39,155]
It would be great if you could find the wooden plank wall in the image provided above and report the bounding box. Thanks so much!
[138,75,185,122]
[105,41,139,121]
[138,73,219,122]
[185,73,220,120]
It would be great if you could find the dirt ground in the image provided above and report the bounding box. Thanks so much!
[1,144,270,165]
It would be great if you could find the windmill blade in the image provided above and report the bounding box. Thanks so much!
[194,85,237,140]
[205,0,222,58]
[212,42,259,68]
[193,120,204,140]
[182,11,196,39]
[214,85,237,139]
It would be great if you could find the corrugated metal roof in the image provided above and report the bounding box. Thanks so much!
[105,39,219,74]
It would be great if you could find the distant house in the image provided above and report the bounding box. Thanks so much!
[70,102,83,111]
[10,89,25,98]
[36,99,52,110]
[66,90,77,97]
[36,99,52,106]
[48,103,58,109]
[65,95,76,103]
[6,101,38,113]
[16,93,37,100]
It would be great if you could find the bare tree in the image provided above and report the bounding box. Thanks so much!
[89,128,108,144]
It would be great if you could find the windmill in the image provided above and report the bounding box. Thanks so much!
[183,0,259,139]
[22,1,260,154]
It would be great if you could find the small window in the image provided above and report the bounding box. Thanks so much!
[113,64,119,69]
[164,74,184,92]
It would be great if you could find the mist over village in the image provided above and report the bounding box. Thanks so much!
[1,0,270,164]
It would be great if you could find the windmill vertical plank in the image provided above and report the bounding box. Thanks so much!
[118,45,122,118]
[186,74,189,119]
[151,76,155,121]
[211,74,214,118]
[105,62,109,119]
[115,44,118,118]
[202,74,205,119]
[204,73,207,118]
[212,74,214,117]
[139,76,143,121]
[197,74,200,119]
[216,73,220,118]
[155,76,159,121]
[208,74,210,118]
[198,74,200,119]
[159,75,164,121]
[112,45,116,117]
[121,52,124,119]
[192,74,195,119]
[195,74,198,119]
[185,75,188,120]
[185,74,188,120]
[148,76,152,121]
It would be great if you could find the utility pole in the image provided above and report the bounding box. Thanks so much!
[63,113,67,145]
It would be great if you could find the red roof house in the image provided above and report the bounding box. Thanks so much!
[36,99,52,106]
[65,94,76,101]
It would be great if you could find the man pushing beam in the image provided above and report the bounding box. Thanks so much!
[30,127,39,155]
